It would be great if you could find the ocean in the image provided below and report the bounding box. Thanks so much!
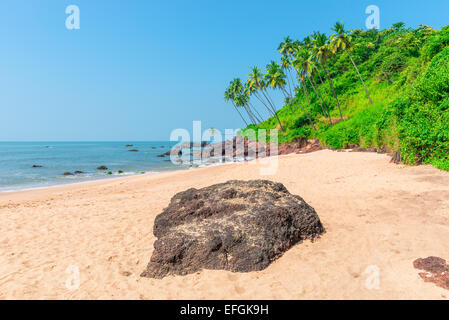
[0,141,191,192]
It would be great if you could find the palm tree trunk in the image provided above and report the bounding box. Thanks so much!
[262,89,277,112]
[247,105,260,124]
[243,104,256,125]
[311,76,331,121]
[316,71,330,96]
[248,101,264,123]
[233,104,248,126]
[322,62,343,120]
[308,77,332,125]
[284,68,293,98]
[255,91,284,131]
[345,49,373,104]
[254,92,274,118]
[298,83,317,130]
[287,67,296,96]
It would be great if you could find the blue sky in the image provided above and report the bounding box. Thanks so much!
[0,0,448,141]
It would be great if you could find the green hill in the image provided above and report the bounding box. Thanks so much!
[227,23,449,171]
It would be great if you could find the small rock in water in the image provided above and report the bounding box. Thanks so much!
[141,180,325,279]
[125,144,133,147]
[74,171,84,174]
[128,149,139,152]
[97,166,108,170]
[32,165,43,168]
[63,172,73,176]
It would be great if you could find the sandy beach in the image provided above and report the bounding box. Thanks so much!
[0,150,448,300]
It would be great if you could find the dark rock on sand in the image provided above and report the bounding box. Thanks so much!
[413,256,449,290]
[32,165,43,168]
[141,180,324,279]
[97,166,108,170]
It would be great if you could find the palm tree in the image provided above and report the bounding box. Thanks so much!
[247,67,284,131]
[293,48,332,125]
[224,85,248,126]
[278,37,296,96]
[234,93,257,125]
[245,80,272,120]
[264,61,292,108]
[229,78,261,125]
[331,22,373,104]
[311,31,343,121]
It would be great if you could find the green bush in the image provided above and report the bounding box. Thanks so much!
[396,48,449,166]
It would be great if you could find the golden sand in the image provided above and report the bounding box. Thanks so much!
[1,150,448,299]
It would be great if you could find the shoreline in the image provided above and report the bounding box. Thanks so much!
[1,150,449,299]
[0,151,263,195]
[0,171,161,195]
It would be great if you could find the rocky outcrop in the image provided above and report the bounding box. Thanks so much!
[165,137,323,162]
[141,180,325,279]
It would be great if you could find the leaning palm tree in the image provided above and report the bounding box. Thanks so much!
[247,67,284,131]
[293,48,332,125]
[265,61,291,100]
[224,85,248,126]
[278,37,296,96]
[234,93,257,125]
[267,62,293,113]
[331,22,373,104]
[230,78,261,125]
[311,31,343,120]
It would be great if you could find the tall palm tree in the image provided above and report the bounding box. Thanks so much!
[312,31,343,120]
[224,85,248,126]
[230,78,261,125]
[293,48,332,125]
[234,93,257,125]
[278,37,296,96]
[247,67,284,131]
[264,61,291,102]
[245,80,273,120]
[331,22,373,104]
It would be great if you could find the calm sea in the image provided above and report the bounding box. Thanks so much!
[0,141,191,192]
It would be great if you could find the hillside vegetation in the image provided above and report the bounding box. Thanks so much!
[225,23,449,171]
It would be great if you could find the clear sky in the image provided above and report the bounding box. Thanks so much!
[1,0,448,141]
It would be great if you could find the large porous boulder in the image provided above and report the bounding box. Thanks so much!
[141,180,325,279]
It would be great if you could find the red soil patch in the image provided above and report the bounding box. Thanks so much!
[413,256,449,290]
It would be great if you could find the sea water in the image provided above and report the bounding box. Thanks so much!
[0,141,189,192]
